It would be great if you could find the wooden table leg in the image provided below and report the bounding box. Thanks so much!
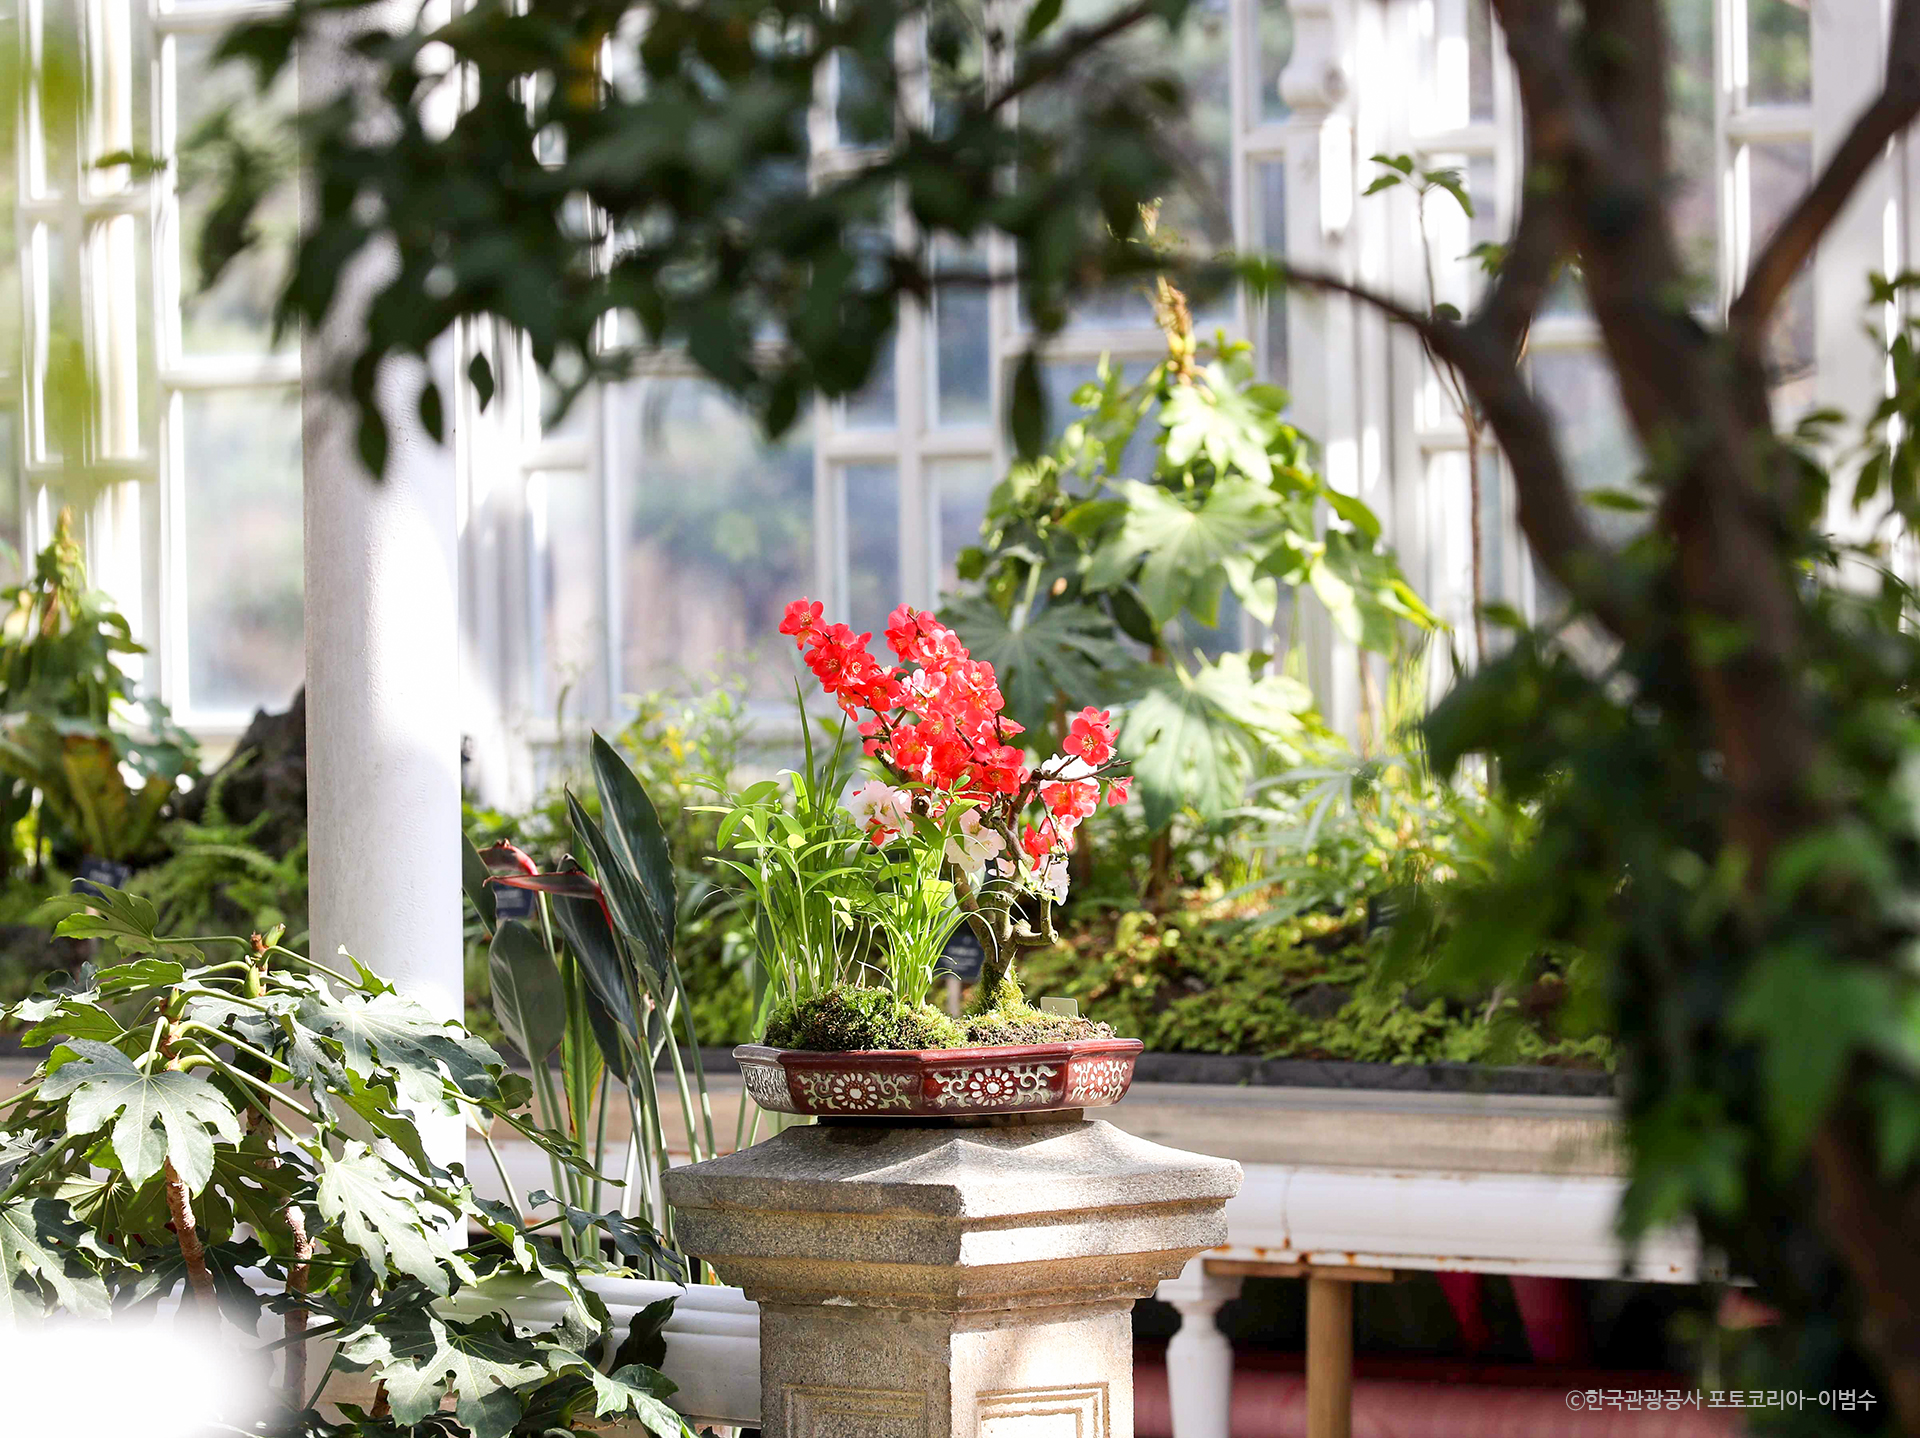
[1306,1274,1354,1438]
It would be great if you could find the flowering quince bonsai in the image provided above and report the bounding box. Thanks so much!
[762,597,1129,1045]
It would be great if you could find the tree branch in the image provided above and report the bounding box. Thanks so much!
[1729,1,1920,353]
[1272,259,1642,640]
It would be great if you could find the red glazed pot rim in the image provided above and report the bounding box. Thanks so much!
[735,1037,1144,1065]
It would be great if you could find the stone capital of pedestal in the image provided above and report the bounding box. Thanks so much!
[665,1113,1241,1313]
[666,1115,1240,1438]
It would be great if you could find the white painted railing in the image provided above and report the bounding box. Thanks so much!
[1156,1162,1706,1438]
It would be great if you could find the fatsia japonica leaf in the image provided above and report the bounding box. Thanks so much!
[942,594,1132,737]
[1085,478,1276,624]
[538,1349,692,1438]
[298,984,507,1111]
[44,887,168,955]
[316,1143,472,1295]
[0,1198,110,1325]
[1118,655,1314,830]
[41,1039,242,1192]
[1159,363,1287,486]
[365,1310,550,1438]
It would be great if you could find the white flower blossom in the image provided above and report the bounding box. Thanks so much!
[1036,855,1070,904]
[845,779,913,844]
[943,808,1006,873]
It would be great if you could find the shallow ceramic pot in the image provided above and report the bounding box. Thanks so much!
[733,1037,1145,1117]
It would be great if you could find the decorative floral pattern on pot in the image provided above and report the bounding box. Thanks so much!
[930,1062,1060,1109]
[1066,1057,1133,1106]
[792,1068,917,1112]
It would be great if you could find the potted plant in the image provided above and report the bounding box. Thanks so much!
[710,600,1141,1118]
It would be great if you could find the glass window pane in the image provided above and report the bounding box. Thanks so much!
[1467,0,1495,123]
[614,378,813,701]
[1036,0,1231,330]
[930,456,995,599]
[181,389,304,714]
[1746,0,1810,106]
[1529,348,1642,504]
[844,462,898,637]
[1666,0,1717,307]
[1256,160,1287,383]
[834,49,892,148]
[1042,358,1157,479]
[1259,0,1293,124]
[0,409,20,587]
[842,328,896,430]
[529,468,603,718]
[172,32,299,356]
[931,238,990,427]
[1746,141,1815,411]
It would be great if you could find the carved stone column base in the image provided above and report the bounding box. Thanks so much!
[664,1114,1241,1438]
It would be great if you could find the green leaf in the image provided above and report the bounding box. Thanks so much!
[489,920,566,1063]
[42,1039,242,1192]
[941,595,1131,737]
[0,1198,111,1324]
[47,887,164,955]
[1087,478,1276,624]
[591,733,678,959]
[1118,655,1312,830]
[467,352,495,411]
[371,1311,548,1438]
[1021,0,1064,43]
[1730,946,1898,1159]
[298,985,506,1111]
[1010,350,1045,461]
[1323,488,1383,542]
[550,1354,691,1438]
[316,1143,472,1295]
[462,834,498,934]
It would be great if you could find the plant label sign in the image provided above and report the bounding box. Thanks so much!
[73,856,134,902]
[937,926,986,983]
[492,883,537,923]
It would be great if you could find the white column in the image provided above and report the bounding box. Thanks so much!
[1158,1256,1243,1438]
[1281,0,1362,739]
[298,6,465,1148]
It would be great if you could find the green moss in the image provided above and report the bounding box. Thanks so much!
[763,981,1118,1051]
[765,987,967,1051]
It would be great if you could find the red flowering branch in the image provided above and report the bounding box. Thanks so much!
[778,598,1131,1002]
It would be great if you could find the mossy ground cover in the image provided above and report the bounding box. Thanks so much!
[1017,895,1611,1069]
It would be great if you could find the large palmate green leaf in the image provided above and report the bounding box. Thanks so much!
[316,1143,471,1295]
[0,1198,110,1324]
[538,1348,691,1438]
[1158,364,1288,486]
[1085,477,1277,624]
[42,1039,242,1192]
[591,734,677,958]
[298,986,506,1111]
[943,594,1133,737]
[365,1310,551,1438]
[488,920,566,1063]
[1119,655,1314,830]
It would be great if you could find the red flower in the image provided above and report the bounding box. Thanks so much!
[1063,706,1117,767]
[780,598,825,645]
[1103,776,1132,806]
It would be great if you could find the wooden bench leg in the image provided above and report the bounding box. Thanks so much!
[1306,1274,1353,1438]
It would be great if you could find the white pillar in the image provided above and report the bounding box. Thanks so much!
[298,7,465,1153]
[1281,0,1363,739]
[1158,1256,1243,1438]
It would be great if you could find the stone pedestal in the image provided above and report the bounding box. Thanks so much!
[664,1112,1242,1438]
